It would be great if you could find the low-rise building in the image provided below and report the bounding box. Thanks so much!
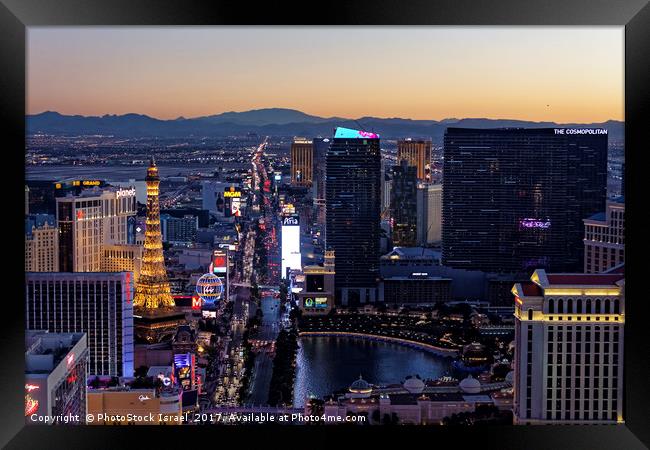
[315,374,511,425]
[86,385,183,425]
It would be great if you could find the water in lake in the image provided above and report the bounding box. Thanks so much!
[293,336,452,407]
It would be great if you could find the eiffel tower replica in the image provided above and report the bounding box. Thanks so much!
[133,157,184,342]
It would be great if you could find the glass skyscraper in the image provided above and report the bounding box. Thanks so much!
[442,127,607,274]
[325,127,382,305]
[391,159,418,247]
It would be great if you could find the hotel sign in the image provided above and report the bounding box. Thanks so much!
[554,128,607,135]
[116,187,136,198]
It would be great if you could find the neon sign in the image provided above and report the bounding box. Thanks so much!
[25,384,40,392]
[25,395,39,416]
[554,128,607,135]
[519,218,551,229]
[191,294,202,310]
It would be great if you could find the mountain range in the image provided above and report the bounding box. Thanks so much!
[26,108,624,143]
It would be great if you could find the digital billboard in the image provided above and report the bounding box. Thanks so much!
[127,216,137,244]
[303,296,328,309]
[209,249,228,302]
[281,214,301,279]
[202,310,217,319]
[223,187,242,217]
[211,250,228,275]
[231,196,241,217]
[173,353,195,390]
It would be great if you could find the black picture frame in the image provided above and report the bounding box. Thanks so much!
[2,0,648,448]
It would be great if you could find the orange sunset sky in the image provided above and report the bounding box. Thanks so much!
[27,27,624,123]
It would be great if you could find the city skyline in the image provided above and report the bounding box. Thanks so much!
[28,27,624,123]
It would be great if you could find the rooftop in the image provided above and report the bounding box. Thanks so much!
[381,247,441,260]
[334,127,380,140]
[586,212,607,222]
[25,331,86,374]
[603,263,625,274]
[546,274,624,286]
[521,282,543,296]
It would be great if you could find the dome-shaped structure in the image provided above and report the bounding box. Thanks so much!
[505,371,514,385]
[196,273,223,305]
[348,375,372,398]
[459,374,481,394]
[403,375,425,394]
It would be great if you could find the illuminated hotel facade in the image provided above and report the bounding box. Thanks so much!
[512,269,624,424]
[443,128,607,273]
[101,244,143,281]
[583,197,625,273]
[291,137,313,187]
[397,139,432,182]
[25,271,135,377]
[56,187,137,272]
[25,222,59,272]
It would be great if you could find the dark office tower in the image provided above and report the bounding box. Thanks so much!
[621,162,625,197]
[397,139,432,182]
[442,128,607,274]
[391,159,418,247]
[325,127,381,305]
[312,137,330,227]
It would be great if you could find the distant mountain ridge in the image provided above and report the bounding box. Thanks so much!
[27,108,624,142]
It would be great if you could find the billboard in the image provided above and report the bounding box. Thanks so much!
[303,296,328,309]
[173,353,195,390]
[209,249,229,302]
[202,310,217,319]
[281,214,301,279]
[211,250,228,275]
[231,197,241,217]
[223,187,242,217]
[127,215,137,244]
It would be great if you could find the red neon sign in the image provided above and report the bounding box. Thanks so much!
[191,295,202,310]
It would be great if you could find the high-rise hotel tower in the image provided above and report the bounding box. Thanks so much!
[512,268,624,424]
[325,127,381,305]
[291,137,313,187]
[443,128,607,274]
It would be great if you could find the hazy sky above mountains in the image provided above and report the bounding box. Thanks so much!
[27,27,624,123]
